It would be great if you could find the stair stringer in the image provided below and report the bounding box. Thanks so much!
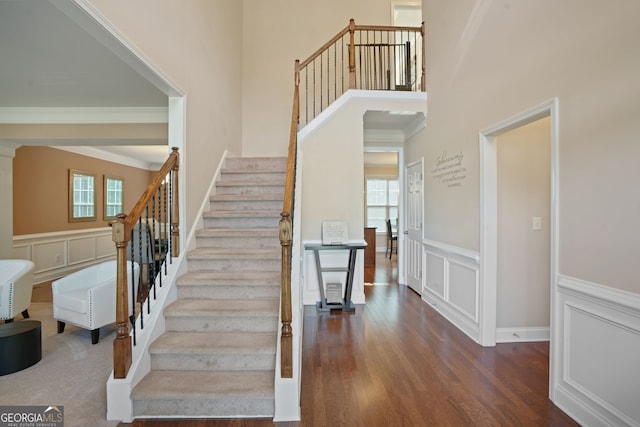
[106,150,235,423]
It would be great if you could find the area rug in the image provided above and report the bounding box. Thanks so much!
[0,302,119,427]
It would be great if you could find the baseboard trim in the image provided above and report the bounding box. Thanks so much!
[496,327,549,343]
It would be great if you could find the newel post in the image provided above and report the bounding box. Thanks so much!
[112,213,132,379]
[279,212,293,378]
[170,147,180,257]
[348,18,357,89]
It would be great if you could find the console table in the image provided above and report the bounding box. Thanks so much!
[0,320,42,375]
[305,243,367,312]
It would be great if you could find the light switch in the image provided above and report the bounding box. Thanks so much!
[532,217,542,231]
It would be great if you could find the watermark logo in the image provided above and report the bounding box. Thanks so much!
[0,405,64,427]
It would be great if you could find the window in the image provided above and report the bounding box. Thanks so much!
[68,169,96,222]
[104,175,124,220]
[366,178,398,231]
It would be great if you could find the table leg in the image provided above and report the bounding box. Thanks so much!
[342,248,357,312]
[314,249,330,312]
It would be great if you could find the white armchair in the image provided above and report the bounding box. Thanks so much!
[52,260,139,344]
[0,259,35,323]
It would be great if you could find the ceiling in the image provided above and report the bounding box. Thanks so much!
[0,1,425,169]
[0,0,169,168]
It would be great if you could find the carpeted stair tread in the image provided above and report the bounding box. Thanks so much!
[202,210,281,218]
[187,247,280,259]
[150,331,277,354]
[175,272,280,300]
[165,298,278,316]
[177,270,279,283]
[224,156,287,169]
[132,370,274,400]
[215,179,284,187]
[210,194,284,202]
[196,228,279,237]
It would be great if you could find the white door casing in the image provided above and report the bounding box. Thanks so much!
[479,98,559,399]
[405,159,423,294]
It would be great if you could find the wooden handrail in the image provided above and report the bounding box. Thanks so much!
[299,26,350,69]
[353,24,422,32]
[112,147,180,379]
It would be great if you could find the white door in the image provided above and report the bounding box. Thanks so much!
[405,160,423,294]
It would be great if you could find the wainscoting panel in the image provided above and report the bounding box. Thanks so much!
[422,240,480,342]
[424,252,445,298]
[13,228,116,283]
[448,260,478,322]
[68,235,97,265]
[554,275,640,427]
[32,239,66,274]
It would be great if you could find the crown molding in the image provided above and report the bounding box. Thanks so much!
[0,107,168,124]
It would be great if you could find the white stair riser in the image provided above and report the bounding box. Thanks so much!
[165,316,279,333]
[150,353,276,371]
[177,285,280,300]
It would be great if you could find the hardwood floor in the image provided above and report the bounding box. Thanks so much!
[122,254,578,427]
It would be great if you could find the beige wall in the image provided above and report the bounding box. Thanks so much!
[242,0,396,157]
[13,146,152,235]
[300,108,365,241]
[409,0,640,293]
[496,117,550,328]
[88,0,244,231]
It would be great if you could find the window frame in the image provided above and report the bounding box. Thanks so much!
[68,169,97,223]
[365,176,399,232]
[103,175,124,221]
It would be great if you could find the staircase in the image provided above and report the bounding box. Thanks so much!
[131,156,286,418]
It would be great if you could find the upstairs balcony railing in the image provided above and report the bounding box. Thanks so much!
[111,147,180,379]
[297,18,424,127]
[279,19,424,378]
